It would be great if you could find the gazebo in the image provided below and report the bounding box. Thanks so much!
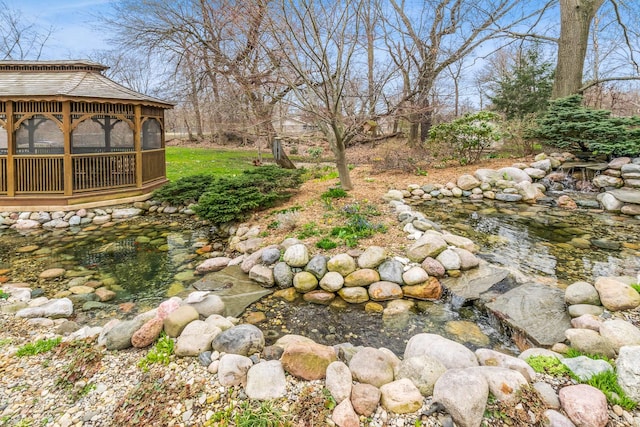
[0,60,172,209]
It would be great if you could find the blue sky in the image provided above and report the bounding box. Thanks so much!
[7,0,114,59]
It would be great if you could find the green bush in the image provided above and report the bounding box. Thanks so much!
[191,166,303,224]
[529,94,640,156]
[428,111,502,165]
[152,174,213,205]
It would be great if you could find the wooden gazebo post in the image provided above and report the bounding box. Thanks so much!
[5,101,14,197]
[62,101,72,196]
[134,105,143,188]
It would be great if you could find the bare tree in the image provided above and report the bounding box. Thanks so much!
[0,1,52,60]
[384,0,536,144]
[106,0,297,168]
[270,0,368,189]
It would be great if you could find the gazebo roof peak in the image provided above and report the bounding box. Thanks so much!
[0,60,109,73]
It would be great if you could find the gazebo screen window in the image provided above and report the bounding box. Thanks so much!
[0,124,7,155]
[15,116,64,154]
[142,119,162,150]
[72,117,134,153]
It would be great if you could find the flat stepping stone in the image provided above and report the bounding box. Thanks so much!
[17,245,39,253]
[39,268,66,279]
[192,265,273,317]
[485,282,571,346]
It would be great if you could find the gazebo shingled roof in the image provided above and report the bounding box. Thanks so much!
[0,60,172,106]
[0,60,173,210]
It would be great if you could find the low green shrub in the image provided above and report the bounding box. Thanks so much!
[193,166,304,224]
[587,370,636,410]
[428,111,502,165]
[526,355,570,376]
[152,174,213,205]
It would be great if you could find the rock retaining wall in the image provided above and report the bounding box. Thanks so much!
[385,153,640,217]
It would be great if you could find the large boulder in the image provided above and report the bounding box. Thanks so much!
[594,277,640,311]
[406,233,448,263]
[404,333,478,369]
[433,368,488,427]
[349,347,395,388]
[211,324,264,356]
[245,360,287,400]
[379,379,423,414]
[280,341,337,380]
[559,384,608,427]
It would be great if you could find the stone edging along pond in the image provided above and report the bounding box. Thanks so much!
[2,153,640,426]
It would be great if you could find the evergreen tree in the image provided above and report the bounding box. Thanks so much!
[489,48,554,119]
[529,94,640,156]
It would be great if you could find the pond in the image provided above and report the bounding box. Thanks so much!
[3,197,638,355]
[417,198,640,285]
[0,218,214,316]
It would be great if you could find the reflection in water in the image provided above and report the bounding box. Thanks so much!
[420,199,640,284]
[0,219,211,304]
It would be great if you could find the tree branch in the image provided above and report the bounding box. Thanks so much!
[579,76,640,93]
[503,31,559,43]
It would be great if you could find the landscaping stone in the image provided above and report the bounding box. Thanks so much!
[211,324,264,356]
[305,254,328,279]
[326,361,353,403]
[218,354,252,387]
[350,383,381,416]
[245,360,287,400]
[283,244,309,267]
[377,259,404,284]
[559,384,608,427]
[379,378,423,414]
[327,253,357,276]
[164,305,200,337]
[349,347,395,388]
[281,341,336,380]
[357,246,386,268]
[433,368,488,427]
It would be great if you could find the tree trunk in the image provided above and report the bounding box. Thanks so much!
[261,119,296,169]
[335,139,353,190]
[419,97,432,143]
[552,0,605,98]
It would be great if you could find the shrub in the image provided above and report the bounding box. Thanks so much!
[193,166,303,224]
[428,111,502,165]
[152,174,213,205]
[529,94,640,156]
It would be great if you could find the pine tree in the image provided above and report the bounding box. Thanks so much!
[489,48,554,119]
[529,94,640,156]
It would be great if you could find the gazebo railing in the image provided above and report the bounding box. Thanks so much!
[0,149,165,197]
[15,155,64,193]
[72,152,136,192]
[0,156,7,194]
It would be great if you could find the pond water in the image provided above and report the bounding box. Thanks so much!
[3,198,638,355]
[0,218,213,313]
[417,198,640,285]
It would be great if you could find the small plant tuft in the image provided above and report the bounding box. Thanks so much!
[16,337,61,357]
[526,355,570,376]
[0,289,9,300]
[587,370,637,410]
[138,333,174,371]
[316,238,338,250]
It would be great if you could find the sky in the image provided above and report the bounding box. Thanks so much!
[7,0,114,59]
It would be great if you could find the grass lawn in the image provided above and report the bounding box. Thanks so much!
[164,147,276,181]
